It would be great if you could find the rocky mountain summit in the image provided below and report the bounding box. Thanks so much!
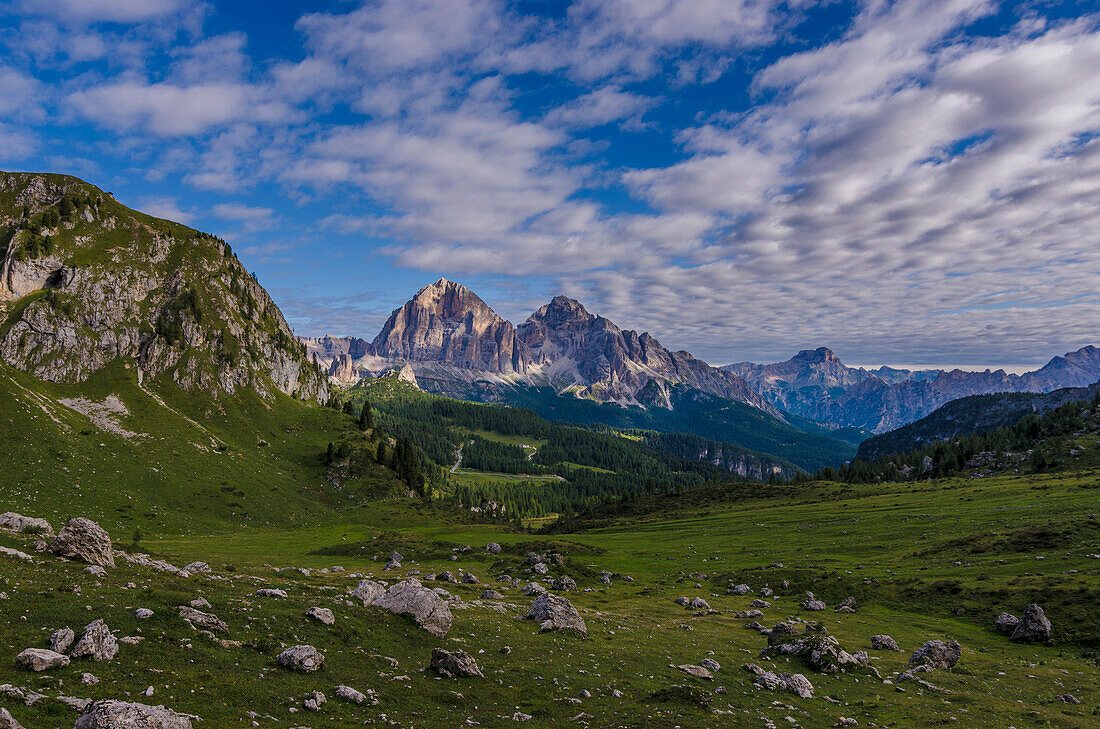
[0,172,327,402]
[726,345,1100,432]
[303,280,777,416]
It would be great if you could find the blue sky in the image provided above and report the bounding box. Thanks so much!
[1,0,1098,369]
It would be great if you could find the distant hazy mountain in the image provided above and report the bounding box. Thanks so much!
[856,381,1100,460]
[303,278,779,417]
[726,345,1100,432]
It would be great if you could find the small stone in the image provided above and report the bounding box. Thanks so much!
[305,607,335,625]
[277,645,324,672]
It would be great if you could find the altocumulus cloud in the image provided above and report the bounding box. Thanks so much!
[0,0,1097,366]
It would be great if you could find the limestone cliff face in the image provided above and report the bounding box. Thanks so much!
[370,278,531,375]
[517,296,780,415]
[0,172,328,403]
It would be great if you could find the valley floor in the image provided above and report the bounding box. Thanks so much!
[1,468,1098,728]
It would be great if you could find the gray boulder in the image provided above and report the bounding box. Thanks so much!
[50,518,114,568]
[1010,604,1051,643]
[690,597,710,610]
[0,707,24,729]
[182,561,211,574]
[302,691,326,711]
[430,648,483,677]
[480,589,504,600]
[485,542,502,554]
[871,634,899,651]
[754,671,814,698]
[995,612,1019,635]
[334,685,367,704]
[909,640,961,670]
[15,648,70,672]
[801,592,826,611]
[177,606,227,633]
[552,575,577,592]
[700,657,721,672]
[277,645,324,672]
[74,700,192,728]
[70,620,118,661]
[678,664,712,679]
[50,627,75,653]
[255,588,287,598]
[305,607,335,625]
[525,593,587,637]
[350,579,385,605]
[135,608,154,620]
[730,583,750,595]
[0,512,54,539]
[373,578,453,637]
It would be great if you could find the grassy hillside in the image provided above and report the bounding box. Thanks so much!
[0,359,399,538]
[0,459,1096,728]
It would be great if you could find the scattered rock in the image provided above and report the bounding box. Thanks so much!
[49,627,75,653]
[334,685,367,704]
[350,579,385,605]
[673,596,689,607]
[183,561,211,574]
[480,589,504,600]
[189,598,211,609]
[678,664,712,679]
[736,609,764,619]
[1059,693,1080,704]
[50,518,114,568]
[86,565,107,578]
[753,671,814,698]
[135,608,154,620]
[486,542,502,555]
[1010,604,1051,643]
[277,645,324,672]
[552,575,577,592]
[73,700,193,729]
[305,607,335,625]
[15,648,70,672]
[461,572,479,584]
[302,691,326,711]
[801,592,826,611]
[870,634,899,651]
[700,658,720,672]
[373,578,453,638]
[255,588,287,598]
[177,606,228,633]
[0,707,24,729]
[69,620,119,661]
[835,596,857,613]
[730,583,750,595]
[525,593,588,637]
[0,512,54,539]
[82,672,99,685]
[522,582,547,596]
[909,640,961,670]
[690,597,710,610]
[994,613,1019,636]
[430,648,484,677]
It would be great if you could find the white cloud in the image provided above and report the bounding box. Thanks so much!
[211,202,276,232]
[18,0,198,25]
[544,86,656,129]
[137,195,194,224]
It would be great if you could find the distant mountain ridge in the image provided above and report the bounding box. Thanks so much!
[725,345,1100,432]
[856,381,1100,461]
[303,278,779,417]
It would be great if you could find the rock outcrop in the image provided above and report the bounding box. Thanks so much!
[0,512,54,539]
[909,640,961,670]
[525,593,587,637]
[50,518,114,568]
[15,648,70,672]
[1010,604,1052,643]
[73,700,193,729]
[0,172,327,403]
[372,578,453,638]
[69,620,118,661]
[429,648,483,677]
[277,645,324,672]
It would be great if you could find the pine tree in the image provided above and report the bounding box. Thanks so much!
[326,441,335,464]
[342,400,355,416]
[376,441,387,464]
[358,400,374,431]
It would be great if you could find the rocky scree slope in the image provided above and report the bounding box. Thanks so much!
[0,172,327,402]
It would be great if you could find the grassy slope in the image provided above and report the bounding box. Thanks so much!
[0,359,396,538]
[1,450,1097,727]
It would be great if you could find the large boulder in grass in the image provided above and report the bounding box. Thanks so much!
[909,640,961,670]
[0,512,54,539]
[429,648,483,677]
[525,593,587,638]
[73,700,192,728]
[69,620,118,661]
[0,706,25,729]
[1010,604,1052,643]
[350,579,385,605]
[277,645,324,672]
[373,578,453,638]
[176,606,227,633]
[50,518,114,568]
[995,613,1019,636]
[15,648,70,672]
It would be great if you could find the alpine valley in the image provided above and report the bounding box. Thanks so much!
[1,172,1098,729]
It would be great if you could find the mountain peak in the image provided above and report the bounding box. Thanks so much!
[792,346,840,364]
[529,295,594,326]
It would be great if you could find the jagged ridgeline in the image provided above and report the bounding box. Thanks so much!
[0,172,327,401]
